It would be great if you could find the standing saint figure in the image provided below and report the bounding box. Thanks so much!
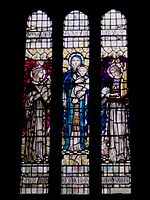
[101,62,130,162]
[24,65,51,163]
[63,52,89,150]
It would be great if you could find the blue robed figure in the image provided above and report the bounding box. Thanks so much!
[63,52,88,150]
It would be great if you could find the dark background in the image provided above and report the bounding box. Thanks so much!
[2,0,146,200]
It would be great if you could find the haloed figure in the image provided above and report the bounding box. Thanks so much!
[24,66,51,163]
[71,65,89,104]
[63,53,89,150]
[101,62,130,162]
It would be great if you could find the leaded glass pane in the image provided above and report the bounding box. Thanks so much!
[101,9,131,194]
[20,10,52,194]
[62,10,90,195]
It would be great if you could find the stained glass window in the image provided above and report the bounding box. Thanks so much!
[61,10,90,195]
[20,10,52,194]
[100,9,131,194]
[17,7,132,197]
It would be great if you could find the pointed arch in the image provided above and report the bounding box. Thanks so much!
[61,10,90,195]
[100,9,131,194]
[20,10,52,194]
